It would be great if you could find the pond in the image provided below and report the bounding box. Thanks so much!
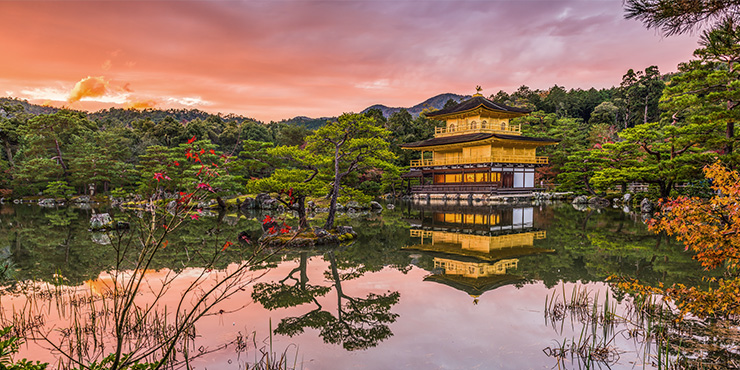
[0,201,708,369]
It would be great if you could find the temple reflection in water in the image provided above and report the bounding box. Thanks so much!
[404,205,553,303]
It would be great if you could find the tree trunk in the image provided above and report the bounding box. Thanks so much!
[3,144,14,169]
[216,196,227,209]
[583,175,598,196]
[324,147,342,230]
[54,138,67,171]
[294,195,310,230]
[644,95,649,124]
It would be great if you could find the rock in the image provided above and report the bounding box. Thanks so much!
[198,200,218,209]
[336,203,346,212]
[91,232,111,245]
[74,195,91,203]
[336,225,355,236]
[255,198,278,209]
[347,200,360,209]
[255,193,271,207]
[588,197,610,207]
[314,227,329,237]
[307,200,315,210]
[572,203,590,212]
[572,195,589,204]
[386,204,395,210]
[38,198,55,206]
[370,201,383,211]
[640,198,654,213]
[90,213,113,230]
[240,197,256,211]
[623,193,632,204]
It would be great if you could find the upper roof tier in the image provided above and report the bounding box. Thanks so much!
[425,95,531,120]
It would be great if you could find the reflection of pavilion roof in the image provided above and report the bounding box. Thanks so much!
[424,273,524,297]
[403,243,554,262]
[403,220,538,235]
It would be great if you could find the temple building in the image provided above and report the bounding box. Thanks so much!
[404,206,553,303]
[401,90,559,195]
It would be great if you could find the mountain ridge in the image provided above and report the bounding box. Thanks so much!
[361,93,470,118]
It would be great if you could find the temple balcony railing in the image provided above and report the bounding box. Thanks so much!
[410,155,548,167]
[435,122,521,137]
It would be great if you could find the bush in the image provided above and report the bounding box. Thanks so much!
[44,181,75,200]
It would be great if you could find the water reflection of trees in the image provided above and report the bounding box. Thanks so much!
[252,250,400,351]
[0,203,713,292]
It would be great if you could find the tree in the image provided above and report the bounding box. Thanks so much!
[247,146,327,230]
[20,110,96,175]
[305,113,395,230]
[661,20,740,158]
[597,121,710,198]
[625,0,740,36]
[44,180,75,200]
[252,250,400,351]
[617,162,740,321]
[615,66,665,129]
[0,101,28,170]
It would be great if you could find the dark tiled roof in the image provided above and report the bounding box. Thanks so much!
[492,134,560,143]
[426,96,530,117]
[400,133,559,148]
[400,133,494,148]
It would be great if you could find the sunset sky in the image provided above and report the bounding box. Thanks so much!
[1,0,700,122]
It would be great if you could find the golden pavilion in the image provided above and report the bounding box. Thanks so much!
[404,206,553,303]
[401,90,559,195]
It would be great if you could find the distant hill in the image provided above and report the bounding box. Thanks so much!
[2,92,470,129]
[0,97,260,126]
[362,93,470,118]
[0,97,60,116]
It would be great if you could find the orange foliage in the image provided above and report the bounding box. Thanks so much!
[649,161,740,271]
[614,161,740,320]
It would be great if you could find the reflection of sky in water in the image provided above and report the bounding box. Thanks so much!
[7,260,647,370]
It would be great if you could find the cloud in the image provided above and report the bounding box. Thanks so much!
[125,99,158,110]
[165,96,208,107]
[68,76,109,103]
[101,60,112,71]
[355,79,391,90]
[20,87,69,102]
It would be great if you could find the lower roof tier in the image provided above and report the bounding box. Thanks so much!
[400,133,559,150]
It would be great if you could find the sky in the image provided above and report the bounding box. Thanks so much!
[0,0,700,122]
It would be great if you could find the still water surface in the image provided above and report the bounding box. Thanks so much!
[0,202,702,369]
